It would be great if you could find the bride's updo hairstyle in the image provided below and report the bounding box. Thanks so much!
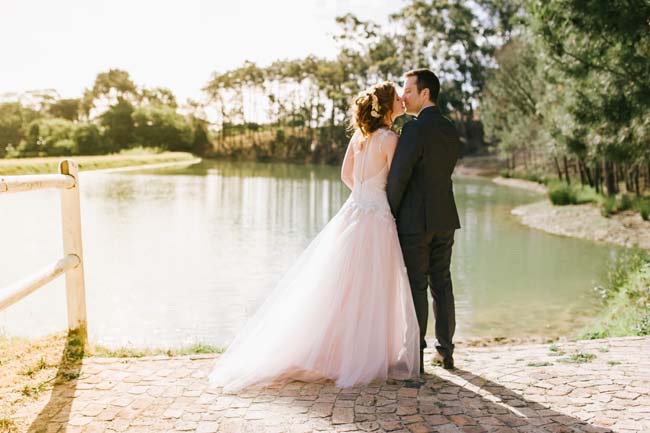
[350,81,396,139]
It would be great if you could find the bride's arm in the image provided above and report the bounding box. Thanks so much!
[341,132,357,190]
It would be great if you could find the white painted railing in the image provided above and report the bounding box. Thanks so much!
[0,159,87,340]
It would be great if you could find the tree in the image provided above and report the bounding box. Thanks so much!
[530,0,650,194]
[389,0,506,152]
[132,105,193,151]
[74,123,104,155]
[100,99,135,151]
[21,118,77,156]
[48,98,81,121]
[140,87,178,109]
[481,35,550,169]
[83,69,138,119]
[0,102,24,157]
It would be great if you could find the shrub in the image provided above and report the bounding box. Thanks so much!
[635,198,650,221]
[601,196,618,217]
[575,185,601,204]
[132,105,193,151]
[524,172,548,185]
[548,181,577,205]
[21,118,76,157]
[74,123,104,155]
[634,313,650,336]
[620,194,635,211]
[47,138,77,156]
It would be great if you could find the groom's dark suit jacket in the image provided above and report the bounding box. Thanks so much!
[387,106,461,233]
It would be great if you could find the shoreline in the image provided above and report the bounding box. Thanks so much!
[511,200,650,250]
[82,157,202,174]
[454,155,650,251]
[0,152,198,176]
[492,175,547,194]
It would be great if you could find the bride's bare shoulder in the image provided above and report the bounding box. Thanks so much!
[382,129,399,143]
[379,129,399,153]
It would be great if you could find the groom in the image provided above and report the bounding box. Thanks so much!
[387,69,461,373]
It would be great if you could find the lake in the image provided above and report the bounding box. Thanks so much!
[0,159,619,349]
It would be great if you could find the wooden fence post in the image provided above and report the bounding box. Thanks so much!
[59,159,87,340]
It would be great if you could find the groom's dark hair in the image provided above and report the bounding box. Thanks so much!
[404,69,440,103]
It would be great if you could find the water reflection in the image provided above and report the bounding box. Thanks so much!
[0,160,619,348]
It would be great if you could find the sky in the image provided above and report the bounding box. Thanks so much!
[0,0,403,104]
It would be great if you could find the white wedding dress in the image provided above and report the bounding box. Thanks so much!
[209,128,420,392]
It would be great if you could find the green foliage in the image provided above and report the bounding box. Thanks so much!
[191,118,211,156]
[500,169,512,178]
[48,98,80,121]
[48,139,77,157]
[527,361,553,367]
[140,87,177,109]
[118,146,164,155]
[582,248,650,339]
[601,196,618,217]
[548,181,601,206]
[90,342,223,357]
[601,194,650,218]
[605,249,649,298]
[574,186,601,204]
[21,118,76,157]
[0,102,44,158]
[0,102,25,157]
[620,194,635,212]
[90,69,138,102]
[482,35,550,163]
[482,1,649,197]
[548,181,577,205]
[582,330,608,340]
[530,0,650,158]
[132,105,193,151]
[637,198,650,221]
[100,99,135,151]
[560,352,596,363]
[499,169,548,184]
[73,123,104,155]
[634,313,650,336]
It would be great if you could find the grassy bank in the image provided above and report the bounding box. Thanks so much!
[580,248,650,340]
[0,149,197,176]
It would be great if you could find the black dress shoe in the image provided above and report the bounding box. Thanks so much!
[404,379,423,389]
[431,353,454,370]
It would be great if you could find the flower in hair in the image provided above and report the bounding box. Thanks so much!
[370,93,381,118]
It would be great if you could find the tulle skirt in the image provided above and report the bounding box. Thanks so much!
[209,197,420,392]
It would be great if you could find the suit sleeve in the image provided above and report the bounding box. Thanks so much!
[387,121,423,218]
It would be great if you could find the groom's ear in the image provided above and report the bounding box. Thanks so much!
[422,87,431,102]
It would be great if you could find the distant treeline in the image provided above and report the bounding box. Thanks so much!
[0,73,210,159]
[1,0,648,197]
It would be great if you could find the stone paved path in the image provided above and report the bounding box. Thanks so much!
[14,336,650,433]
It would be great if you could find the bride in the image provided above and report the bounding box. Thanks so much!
[209,81,420,392]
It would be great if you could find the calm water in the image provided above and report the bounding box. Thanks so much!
[0,160,619,349]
